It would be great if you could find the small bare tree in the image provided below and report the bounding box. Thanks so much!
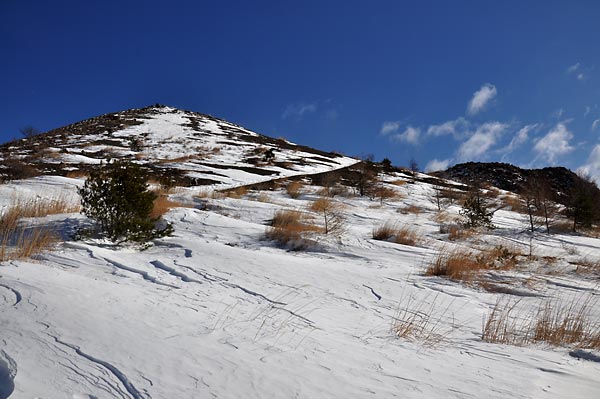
[349,161,378,197]
[374,184,397,205]
[522,179,543,233]
[309,197,345,235]
[20,126,40,138]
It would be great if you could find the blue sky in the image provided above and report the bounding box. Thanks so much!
[2,1,600,178]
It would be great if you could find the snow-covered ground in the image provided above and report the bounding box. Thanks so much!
[5,106,359,189]
[1,172,599,398]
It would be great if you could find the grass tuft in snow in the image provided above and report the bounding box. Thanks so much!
[391,292,454,347]
[286,181,304,199]
[425,245,520,282]
[482,295,600,349]
[0,198,67,261]
[265,209,319,250]
[372,221,421,246]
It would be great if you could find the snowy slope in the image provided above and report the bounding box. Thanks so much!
[0,105,358,188]
[1,171,599,398]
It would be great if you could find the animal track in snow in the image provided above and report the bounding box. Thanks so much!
[0,283,21,307]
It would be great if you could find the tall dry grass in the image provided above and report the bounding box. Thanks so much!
[373,221,421,246]
[286,181,304,199]
[391,292,454,347]
[425,245,519,282]
[0,197,73,261]
[482,296,600,349]
[150,194,192,219]
[265,209,319,249]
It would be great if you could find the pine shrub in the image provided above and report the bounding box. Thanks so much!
[79,160,173,243]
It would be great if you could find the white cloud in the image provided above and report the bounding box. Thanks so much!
[567,62,581,74]
[426,117,470,138]
[467,83,497,116]
[533,123,574,164]
[566,62,588,81]
[457,121,507,161]
[579,144,600,184]
[282,102,318,120]
[425,158,452,172]
[500,124,536,155]
[592,119,600,131]
[380,121,401,135]
[392,126,420,145]
[585,106,591,117]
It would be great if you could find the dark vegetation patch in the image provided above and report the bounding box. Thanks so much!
[196,162,279,176]
[433,162,597,206]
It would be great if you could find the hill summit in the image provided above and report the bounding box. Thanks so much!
[0,104,358,186]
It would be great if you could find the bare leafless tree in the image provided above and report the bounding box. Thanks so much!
[20,126,40,138]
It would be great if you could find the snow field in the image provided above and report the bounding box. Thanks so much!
[0,172,599,398]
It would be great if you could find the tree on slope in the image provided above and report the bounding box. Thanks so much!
[460,186,495,229]
[79,160,172,243]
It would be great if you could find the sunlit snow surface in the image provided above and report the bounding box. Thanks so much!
[35,106,360,188]
[0,173,599,398]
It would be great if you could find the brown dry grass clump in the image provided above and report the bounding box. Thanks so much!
[373,222,421,246]
[399,205,422,215]
[501,194,524,212]
[439,224,476,241]
[425,245,519,281]
[265,209,320,249]
[157,155,196,164]
[150,195,190,219]
[2,196,80,221]
[224,186,249,199]
[0,198,70,261]
[482,296,600,349]
[286,181,304,199]
[373,222,396,241]
[390,180,407,186]
[551,221,574,234]
[391,292,453,347]
[425,247,483,281]
[374,186,401,204]
[65,170,89,179]
[316,184,351,198]
[574,258,600,276]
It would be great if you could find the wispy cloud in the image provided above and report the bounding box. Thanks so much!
[392,126,420,145]
[425,158,452,172]
[282,102,318,120]
[457,121,507,161]
[533,123,574,164]
[567,62,581,74]
[592,119,600,131]
[579,145,600,183]
[380,121,401,135]
[499,124,536,156]
[566,62,589,81]
[467,83,497,116]
[584,104,598,118]
[426,117,470,138]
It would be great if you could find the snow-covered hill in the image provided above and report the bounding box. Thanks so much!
[0,109,599,398]
[0,105,358,187]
